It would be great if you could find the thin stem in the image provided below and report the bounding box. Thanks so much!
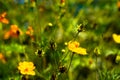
[60,51,69,63]
[95,55,99,80]
[73,32,79,41]
[52,51,58,72]
[67,53,74,72]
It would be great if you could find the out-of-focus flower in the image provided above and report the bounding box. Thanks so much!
[0,53,6,63]
[26,26,34,40]
[116,55,120,63]
[26,26,33,36]
[0,12,9,24]
[112,33,120,43]
[30,0,36,9]
[68,41,79,49]
[117,1,120,11]
[61,49,66,53]
[64,42,68,45]
[4,25,22,39]
[68,41,87,55]
[60,0,65,7]
[48,23,53,26]
[18,61,35,75]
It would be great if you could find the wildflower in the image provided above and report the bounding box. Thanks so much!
[68,41,87,55]
[117,1,120,11]
[61,49,66,53]
[18,61,35,75]
[0,53,6,63]
[64,42,68,45]
[48,22,53,26]
[116,55,120,63]
[26,26,34,40]
[4,25,22,39]
[60,0,65,7]
[26,26,33,36]
[0,12,9,24]
[30,0,36,10]
[112,33,120,43]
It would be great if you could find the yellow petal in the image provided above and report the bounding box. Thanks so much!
[28,71,35,75]
[112,33,120,43]
[73,47,87,55]
[116,55,120,63]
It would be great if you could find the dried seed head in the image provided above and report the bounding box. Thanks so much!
[35,49,44,57]
[59,66,67,73]
[94,47,101,56]
[77,24,85,32]
[50,73,56,80]
[50,41,56,51]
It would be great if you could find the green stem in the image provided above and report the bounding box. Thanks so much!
[73,32,79,41]
[95,55,99,80]
[60,50,69,64]
[67,53,74,72]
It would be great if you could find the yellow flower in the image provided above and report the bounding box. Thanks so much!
[68,41,87,55]
[117,1,120,9]
[116,55,120,63]
[112,33,120,43]
[18,61,35,75]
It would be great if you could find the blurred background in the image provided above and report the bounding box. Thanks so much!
[0,0,120,80]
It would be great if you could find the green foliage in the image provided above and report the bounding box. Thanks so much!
[0,0,120,80]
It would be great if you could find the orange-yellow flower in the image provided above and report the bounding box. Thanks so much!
[0,53,6,63]
[117,1,120,8]
[18,61,35,75]
[68,41,87,55]
[26,26,34,36]
[112,33,120,43]
[26,26,34,40]
[0,12,9,24]
[4,25,22,39]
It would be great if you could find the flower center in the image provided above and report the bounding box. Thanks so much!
[24,68,29,72]
[75,44,79,48]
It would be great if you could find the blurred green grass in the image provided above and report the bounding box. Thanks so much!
[0,0,120,80]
